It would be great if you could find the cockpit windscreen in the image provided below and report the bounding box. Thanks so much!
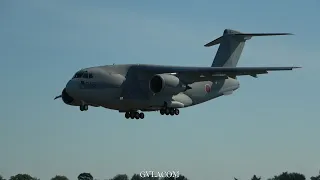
[72,71,93,79]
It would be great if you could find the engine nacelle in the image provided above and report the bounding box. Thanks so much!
[149,74,187,95]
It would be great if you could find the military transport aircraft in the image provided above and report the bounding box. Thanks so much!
[54,29,300,119]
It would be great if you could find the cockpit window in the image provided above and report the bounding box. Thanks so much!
[82,71,89,78]
[72,70,94,79]
[73,72,84,78]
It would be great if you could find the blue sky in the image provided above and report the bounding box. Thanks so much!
[1,0,319,180]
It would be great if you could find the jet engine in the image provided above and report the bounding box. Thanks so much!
[149,74,188,95]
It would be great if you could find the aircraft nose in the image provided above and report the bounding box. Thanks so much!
[65,80,78,96]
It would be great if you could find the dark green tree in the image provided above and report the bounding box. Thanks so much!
[160,175,187,180]
[9,174,39,180]
[51,175,68,180]
[268,172,305,180]
[143,176,159,180]
[131,174,161,180]
[130,174,142,180]
[252,175,261,180]
[78,173,93,180]
[111,174,129,180]
[144,177,159,180]
[310,170,320,180]
[0,175,5,180]
[160,177,174,180]
[176,175,188,180]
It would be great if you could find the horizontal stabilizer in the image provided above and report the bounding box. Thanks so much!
[204,31,293,47]
[237,33,293,36]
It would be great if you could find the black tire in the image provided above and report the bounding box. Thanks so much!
[135,113,140,119]
[165,108,170,115]
[125,112,130,119]
[169,109,175,116]
[160,109,165,115]
[174,108,179,115]
[130,112,135,119]
[139,113,144,119]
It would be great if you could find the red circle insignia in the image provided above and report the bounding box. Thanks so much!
[205,84,211,93]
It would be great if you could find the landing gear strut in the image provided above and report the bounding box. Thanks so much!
[80,105,88,111]
[125,111,144,119]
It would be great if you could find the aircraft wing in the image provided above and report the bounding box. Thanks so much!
[120,65,300,100]
[135,65,300,82]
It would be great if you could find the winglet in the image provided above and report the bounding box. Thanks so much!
[204,29,294,47]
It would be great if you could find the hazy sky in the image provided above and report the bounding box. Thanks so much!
[1,0,319,180]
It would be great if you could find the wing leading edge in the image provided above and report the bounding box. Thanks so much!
[134,65,300,81]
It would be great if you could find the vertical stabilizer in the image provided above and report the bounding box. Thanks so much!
[204,29,292,67]
[208,29,246,67]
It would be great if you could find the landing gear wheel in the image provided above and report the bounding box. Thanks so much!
[130,112,135,119]
[174,108,179,115]
[125,112,130,119]
[165,108,170,115]
[169,108,175,116]
[139,113,144,119]
[80,105,88,111]
[135,112,140,119]
[160,109,165,115]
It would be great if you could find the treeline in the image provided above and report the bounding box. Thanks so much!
[1,171,320,180]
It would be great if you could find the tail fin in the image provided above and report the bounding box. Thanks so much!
[205,29,293,67]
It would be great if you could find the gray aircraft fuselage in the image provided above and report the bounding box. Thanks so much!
[63,64,239,111]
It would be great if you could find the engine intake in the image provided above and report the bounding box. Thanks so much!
[149,74,187,95]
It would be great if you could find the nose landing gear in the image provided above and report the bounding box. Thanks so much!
[125,111,145,119]
[80,105,88,111]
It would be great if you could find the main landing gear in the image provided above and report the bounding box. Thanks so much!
[159,107,179,116]
[125,111,145,119]
[80,105,88,111]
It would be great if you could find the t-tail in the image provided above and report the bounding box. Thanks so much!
[205,29,293,68]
